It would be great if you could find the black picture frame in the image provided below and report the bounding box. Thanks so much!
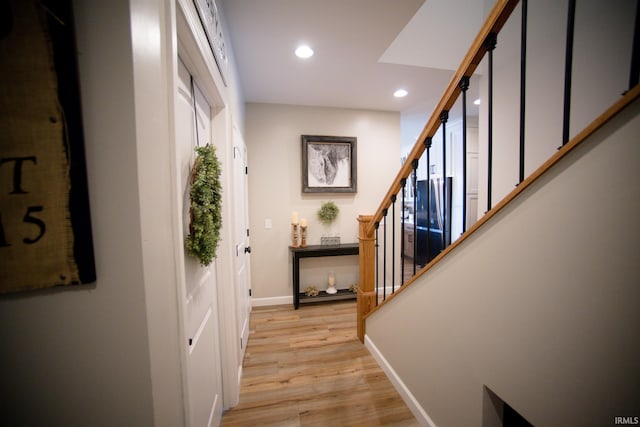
[301,135,357,193]
[0,0,96,293]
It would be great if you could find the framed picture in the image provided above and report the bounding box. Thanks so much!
[193,0,229,85]
[0,0,96,293]
[301,135,357,193]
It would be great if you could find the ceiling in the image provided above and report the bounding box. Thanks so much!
[219,0,486,127]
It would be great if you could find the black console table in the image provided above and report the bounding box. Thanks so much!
[290,243,359,309]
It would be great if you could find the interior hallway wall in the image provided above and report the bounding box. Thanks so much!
[245,103,400,302]
[0,1,163,425]
[0,0,247,425]
[367,91,640,427]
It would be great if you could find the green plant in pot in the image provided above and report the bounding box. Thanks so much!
[317,201,340,245]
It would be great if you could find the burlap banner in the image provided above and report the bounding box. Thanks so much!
[0,0,95,293]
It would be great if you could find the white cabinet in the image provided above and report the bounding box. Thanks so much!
[403,224,415,259]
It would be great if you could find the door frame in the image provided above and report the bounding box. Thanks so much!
[232,122,252,364]
[174,0,242,411]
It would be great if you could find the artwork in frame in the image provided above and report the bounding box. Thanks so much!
[301,135,357,193]
[0,0,96,293]
[193,0,229,85]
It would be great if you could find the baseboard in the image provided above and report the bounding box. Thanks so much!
[250,295,293,307]
[364,335,437,427]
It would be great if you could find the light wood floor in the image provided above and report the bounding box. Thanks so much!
[220,300,418,426]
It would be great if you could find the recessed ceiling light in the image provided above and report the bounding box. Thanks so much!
[474,98,481,105]
[394,89,408,98]
[295,45,314,59]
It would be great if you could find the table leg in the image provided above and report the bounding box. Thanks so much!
[293,253,300,309]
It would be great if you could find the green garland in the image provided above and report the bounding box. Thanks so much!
[317,201,339,224]
[186,145,222,266]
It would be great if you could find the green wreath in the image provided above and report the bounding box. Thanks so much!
[317,201,339,225]
[186,144,222,266]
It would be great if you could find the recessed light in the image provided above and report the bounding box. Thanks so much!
[295,45,314,59]
[394,89,408,98]
[474,98,481,105]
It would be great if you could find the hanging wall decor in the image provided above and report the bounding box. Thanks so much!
[301,135,357,193]
[193,0,229,85]
[0,0,96,294]
[185,144,222,266]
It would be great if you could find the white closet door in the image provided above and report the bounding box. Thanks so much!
[232,124,251,362]
[176,57,223,427]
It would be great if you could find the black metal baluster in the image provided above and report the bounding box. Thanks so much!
[382,208,388,301]
[460,77,469,234]
[424,137,432,263]
[629,0,640,90]
[485,32,497,211]
[401,178,406,284]
[519,0,528,183]
[440,110,449,249]
[562,0,576,146]
[375,222,379,306]
[412,159,418,275]
[391,195,396,294]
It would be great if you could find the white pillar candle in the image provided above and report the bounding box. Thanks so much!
[300,218,307,227]
[291,211,299,224]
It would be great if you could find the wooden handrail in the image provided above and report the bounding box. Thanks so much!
[357,0,640,338]
[366,0,519,237]
[357,0,520,343]
[365,83,640,317]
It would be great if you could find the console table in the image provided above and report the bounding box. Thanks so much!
[289,243,359,309]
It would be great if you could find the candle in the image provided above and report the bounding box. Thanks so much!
[291,211,299,225]
[300,218,307,227]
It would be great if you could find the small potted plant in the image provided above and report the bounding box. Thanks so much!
[318,201,340,245]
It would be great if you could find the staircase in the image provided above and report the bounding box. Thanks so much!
[357,0,640,425]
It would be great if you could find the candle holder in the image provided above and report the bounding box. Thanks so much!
[326,271,337,294]
[291,223,299,248]
[300,225,307,247]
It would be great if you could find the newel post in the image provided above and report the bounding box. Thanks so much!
[357,215,376,343]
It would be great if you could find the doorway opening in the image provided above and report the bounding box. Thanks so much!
[483,386,533,427]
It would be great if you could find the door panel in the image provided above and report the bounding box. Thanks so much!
[189,308,220,427]
[232,125,251,359]
[177,57,222,426]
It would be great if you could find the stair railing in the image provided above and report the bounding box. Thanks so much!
[356,0,640,342]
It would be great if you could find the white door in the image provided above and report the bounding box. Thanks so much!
[466,126,479,229]
[232,124,251,360]
[176,58,223,427]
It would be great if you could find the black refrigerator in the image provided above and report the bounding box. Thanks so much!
[414,177,452,266]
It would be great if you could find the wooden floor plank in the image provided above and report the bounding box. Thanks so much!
[221,301,417,426]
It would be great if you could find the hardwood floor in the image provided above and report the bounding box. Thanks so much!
[220,300,418,426]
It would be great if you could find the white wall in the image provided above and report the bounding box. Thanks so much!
[0,1,160,425]
[364,1,640,425]
[367,95,640,427]
[245,104,400,301]
[0,0,247,425]
[477,0,635,214]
